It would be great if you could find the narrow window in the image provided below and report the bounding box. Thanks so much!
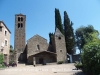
[21,23,23,28]
[0,26,2,31]
[5,31,7,36]
[18,17,20,21]
[5,40,7,46]
[37,45,40,50]
[21,17,23,21]
[60,50,62,52]
[18,23,20,28]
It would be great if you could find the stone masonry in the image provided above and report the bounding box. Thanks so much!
[0,21,11,64]
[14,13,67,65]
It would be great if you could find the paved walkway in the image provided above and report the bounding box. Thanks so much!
[0,63,84,75]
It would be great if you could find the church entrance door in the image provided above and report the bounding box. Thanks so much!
[39,58,44,64]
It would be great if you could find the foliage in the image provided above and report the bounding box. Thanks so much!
[49,33,54,45]
[74,61,83,70]
[0,54,5,68]
[81,32,100,75]
[75,25,98,51]
[55,8,64,34]
[57,61,64,64]
[64,11,75,54]
[10,45,14,53]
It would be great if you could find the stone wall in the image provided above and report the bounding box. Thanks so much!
[14,14,26,61]
[0,21,11,64]
[54,28,67,62]
[27,35,49,58]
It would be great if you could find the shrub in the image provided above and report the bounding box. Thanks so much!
[0,54,6,68]
[57,61,64,64]
[82,42,100,75]
[74,61,83,70]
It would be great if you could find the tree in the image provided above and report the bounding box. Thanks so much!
[55,8,64,34]
[49,33,54,45]
[64,11,75,54]
[82,32,100,75]
[10,45,14,53]
[75,25,98,51]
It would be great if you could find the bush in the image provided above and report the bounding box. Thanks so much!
[57,61,64,64]
[74,61,83,70]
[82,42,100,75]
[0,54,6,68]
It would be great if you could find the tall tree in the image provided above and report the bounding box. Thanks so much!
[64,11,75,54]
[75,25,98,52]
[55,8,64,34]
[49,33,54,45]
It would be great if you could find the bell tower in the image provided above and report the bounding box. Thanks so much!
[14,14,26,62]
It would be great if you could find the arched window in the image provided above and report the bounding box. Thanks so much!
[21,17,23,21]
[18,23,20,28]
[18,17,20,21]
[21,23,23,28]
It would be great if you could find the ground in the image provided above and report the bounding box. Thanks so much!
[0,63,85,75]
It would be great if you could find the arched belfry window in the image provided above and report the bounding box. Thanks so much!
[18,17,20,21]
[21,23,23,28]
[21,17,23,21]
[18,23,20,28]
[37,45,40,50]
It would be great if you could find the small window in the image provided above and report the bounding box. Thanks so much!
[21,17,23,21]
[5,31,7,36]
[18,17,20,21]
[60,50,62,52]
[0,26,2,31]
[37,45,40,50]
[21,23,23,28]
[58,37,61,40]
[18,23,20,28]
[5,40,7,46]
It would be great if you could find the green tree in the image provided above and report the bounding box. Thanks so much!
[55,8,64,34]
[82,32,100,75]
[10,45,14,53]
[64,11,75,54]
[75,25,98,52]
[49,33,54,45]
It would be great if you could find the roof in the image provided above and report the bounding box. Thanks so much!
[15,13,26,16]
[54,28,64,37]
[0,21,11,33]
[28,34,47,41]
[33,51,57,56]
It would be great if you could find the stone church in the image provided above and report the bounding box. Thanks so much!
[14,13,67,65]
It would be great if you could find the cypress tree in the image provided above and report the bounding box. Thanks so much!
[64,11,75,54]
[49,33,54,45]
[55,8,64,34]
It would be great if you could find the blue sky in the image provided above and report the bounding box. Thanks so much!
[0,0,100,53]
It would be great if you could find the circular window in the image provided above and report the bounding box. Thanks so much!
[58,37,61,40]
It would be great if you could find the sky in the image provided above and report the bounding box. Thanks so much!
[0,0,100,53]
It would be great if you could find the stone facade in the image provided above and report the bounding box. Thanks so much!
[27,35,49,57]
[14,14,26,62]
[0,21,11,64]
[14,13,67,65]
[54,28,67,62]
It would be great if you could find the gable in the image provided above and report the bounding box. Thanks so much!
[0,21,11,33]
[54,28,64,37]
[28,34,47,42]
